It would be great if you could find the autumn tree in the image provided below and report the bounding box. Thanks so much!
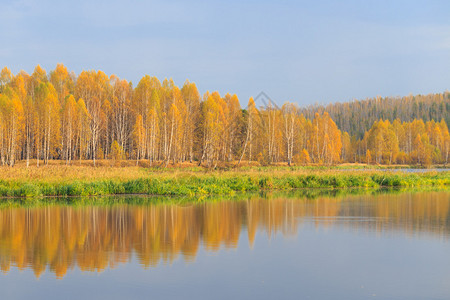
[76,99,90,164]
[49,63,73,105]
[110,76,132,152]
[110,140,124,166]
[238,97,257,166]
[0,88,24,166]
[35,82,60,164]
[0,67,13,93]
[199,92,226,168]
[181,80,200,162]
[310,112,342,164]
[62,95,78,164]
[75,70,110,166]
[133,75,161,164]
[299,149,311,165]
[281,103,298,166]
[133,114,145,165]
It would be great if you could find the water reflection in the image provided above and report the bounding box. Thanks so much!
[0,191,448,278]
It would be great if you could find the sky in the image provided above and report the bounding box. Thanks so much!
[2,0,450,106]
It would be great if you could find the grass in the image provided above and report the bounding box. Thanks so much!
[0,162,448,198]
[1,186,447,208]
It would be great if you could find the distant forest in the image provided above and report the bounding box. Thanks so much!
[0,64,449,167]
[300,93,450,138]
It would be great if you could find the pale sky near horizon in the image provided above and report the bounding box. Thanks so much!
[1,0,450,106]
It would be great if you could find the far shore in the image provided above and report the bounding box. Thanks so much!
[0,160,447,198]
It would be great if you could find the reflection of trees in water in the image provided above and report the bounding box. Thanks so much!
[335,192,450,238]
[0,191,448,278]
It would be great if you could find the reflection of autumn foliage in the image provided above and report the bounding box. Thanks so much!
[0,192,449,278]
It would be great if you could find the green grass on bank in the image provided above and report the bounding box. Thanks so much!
[0,170,448,198]
[0,186,447,208]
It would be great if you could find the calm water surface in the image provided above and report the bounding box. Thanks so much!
[1,191,450,300]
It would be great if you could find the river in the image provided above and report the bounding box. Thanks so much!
[0,190,449,299]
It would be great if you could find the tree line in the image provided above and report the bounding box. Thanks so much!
[0,64,448,167]
[300,92,450,138]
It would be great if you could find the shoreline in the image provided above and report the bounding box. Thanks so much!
[0,186,448,207]
[0,169,448,199]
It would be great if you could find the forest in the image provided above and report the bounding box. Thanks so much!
[0,64,449,168]
[300,93,450,138]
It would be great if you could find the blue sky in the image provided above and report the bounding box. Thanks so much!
[2,0,450,106]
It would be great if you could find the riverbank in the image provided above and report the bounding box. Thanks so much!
[0,165,448,198]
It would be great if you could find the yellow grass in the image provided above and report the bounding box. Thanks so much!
[1,160,148,183]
